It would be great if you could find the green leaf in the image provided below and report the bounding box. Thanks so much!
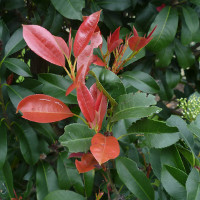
[181,17,192,45]
[38,73,77,104]
[112,93,161,122]
[167,115,195,153]
[84,170,95,198]
[161,165,187,200]
[116,157,154,200]
[121,71,160,93]
[96,0,131,11]
[161,146,186,172]
[174,39,195,69]
[4,0,24,10]
[59,123,95,153]
[0,161,14,199]
[44,190,86,200]
[177,146,197,167]
[50,0,85,20]
[186,168,200,200]
[4,58,32,77]
[187,115,200,141]
[128,119,178,134]
[166,69,180,89]
[4,28,26,57]
[36,162,59,200]
[190,0,200,5]
[182,6,199,34]
[0,122,7,169]
[155,43,174,67]
[148,6,178,52]
[57,152,84,195]
[145,133,179,149]
[90,67,126,104]
[29,122,57,143]
[7,85,34,109]
[14,122,40,165]
[0,20,10,51]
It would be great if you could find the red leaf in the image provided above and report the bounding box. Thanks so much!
[17,94,73,123]
[92,55,105,66]
[6,73,14,85]
[107,27,123,53]
[54,36,70,59]
[128,26,157,52]
[68,152,85,158]
[23,25,65,67]
[75,153,98,173]
[73,11,101,57]
[77,83,95,122]
[90,133,120,165]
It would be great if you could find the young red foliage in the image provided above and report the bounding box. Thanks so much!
[54,36,70,59]
[128,26,157,52]
[89,84,107,132]
[77,83,95,123]
[17,94,73,123]
[156,3,166,12]
[107,27,123,53]
[73,10,101,57]
[75,152,99,173]
[90,133,120,165]
[6,73,14,85]
[92,55,105,66]
[23,25,65,67]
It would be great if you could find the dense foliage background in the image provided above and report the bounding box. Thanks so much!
[1,0,200,199]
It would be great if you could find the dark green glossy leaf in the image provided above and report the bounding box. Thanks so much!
[161,146,186,172]
[4,58,32,77]
[4,0,24,10]
[0,122,7,169]
[161,165,187,200]
[167,115,195,153]
[84,170,95,197]
[166,69,180,89]
[51,0,85,20]
[14,122,40,165]
[187,115,200,141]
[29,122,57,143]
[121,71,159,93]
[7,85,34,109]
[181,17,192,45]
[148,6,178,52]
[0,161,14,199]
[59,124,95,153]
[182,6,199,34]
[175,39,195,69]
[96,0,131,11]
[0,20,10,52]
[36,162,59,200]
[116,157,154,200]
[44,190,86,200]
[155,43,174,67]
[190,0,200,5]
[186,168,200,200]
[145,133,179,149]
[57,152,84,195]
[112,93,161,122]
[4,28,26,57]
[38,73,77,104]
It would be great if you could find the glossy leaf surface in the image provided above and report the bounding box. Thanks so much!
[90,133,120,165]
[17,94,73,123]
[0,122,7,169]
[73,11,101,57]
[23,25,65,66]
[116,157,154,200]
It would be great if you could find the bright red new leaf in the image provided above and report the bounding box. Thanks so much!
[128,26,157,52]
[23,25,65,67]
[17,94,73,123]
[107,27,123,53]
[54,36,70,59]
[75,152,99,173]
[90,133,120,165]
[77,83,95,123]
[73,10,101,57]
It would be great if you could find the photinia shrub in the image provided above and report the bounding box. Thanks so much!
[1,1,200,200]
